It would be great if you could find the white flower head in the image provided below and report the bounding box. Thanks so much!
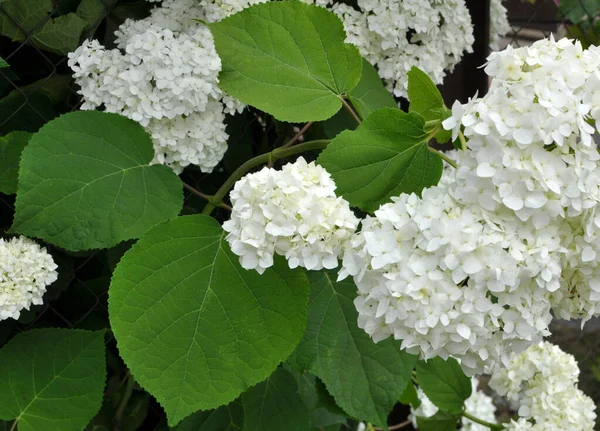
[68,0,244,173]
[489,342,596,431]
[224,158,359,273]
[0,236,58,321]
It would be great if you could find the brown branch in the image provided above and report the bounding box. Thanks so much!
[183,182,232,211]
[280,121,313,149]
[374,420,412,431]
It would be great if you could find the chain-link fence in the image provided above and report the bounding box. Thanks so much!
[505,0,600,47]
[2,0,600,429]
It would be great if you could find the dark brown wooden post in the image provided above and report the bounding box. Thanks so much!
[440,0,491,104]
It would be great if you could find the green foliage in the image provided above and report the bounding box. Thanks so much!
[0,329,106,431]
[560,0,600,23]
[210,1,362,122]
[0,2,483,429]
[0,0,102,54]
[407,66,451,143]
[398,383,421,409]
[294,372,347,430]
[0,131,31,194]
[348,59,397,119]
[0,58,8,68]
[109,215,310,426]
[415,357,472,414]
[318,108,443,212]
[417,411,461,431]
[174,402,244,431]
[12,111,183,251]
[291,270,417,426]
[242,368,309,431]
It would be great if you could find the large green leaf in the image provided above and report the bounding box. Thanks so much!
[292,270,417,426]
[12,111,183,251]
[0,329,106,431]
[317,108,443,212]
[242,368,309,431]
[210,1,362,122]
[415,357,472,414]
[109,215,310,426]
[174,401,244,431]
[0,131,31,194]
[0,0,87,55]
[348,59,396,119]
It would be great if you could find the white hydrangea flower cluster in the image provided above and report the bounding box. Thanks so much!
[339,38,600,375]
[68,0,244,173]
[445,37,600,322]
[333,0,475,97]
[224,157,359,274]
[0,236,58,321]
[339,164,551,374]
[490,342,596,431]
[409,378,497,431]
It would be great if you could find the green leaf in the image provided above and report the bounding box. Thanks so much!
[407,66,451,143]
[294,372,347,429]
[0,131,31,194]
[210,1,362,122]
[559,0,600,23]
[109,215,310,426]
[76,0,106,33]
[30,13,87,55]
[242,368,309,431]
[174,401,244,431]
[317,108,443,212]
[407,67,446,124]
[417,411,460,431]
[0,0,87,55]
[12,111,183,251]
[398,383,420,409]
[0,328,106,431]
[292,270,417,426]
[0,57,8,68]
[348,59,396,119]
[415,357,472,414]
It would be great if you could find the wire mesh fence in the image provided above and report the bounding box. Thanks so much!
[2,0,600,429]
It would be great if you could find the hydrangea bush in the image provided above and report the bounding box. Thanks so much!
[1,0,598,430]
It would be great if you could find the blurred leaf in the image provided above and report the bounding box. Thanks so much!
[0,0,87,54]
[0,131,31,194]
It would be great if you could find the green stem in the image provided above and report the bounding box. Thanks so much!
[424,119,441,131]
[458,130,468,151]
[429,146,457,169]
[340,96,362,124]
[202,139,331,215]
[462,411,504,430]
[9,419,17,431]
[114,372,135,427]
